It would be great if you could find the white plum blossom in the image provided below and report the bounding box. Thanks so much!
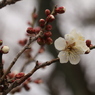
[54,30,90,65]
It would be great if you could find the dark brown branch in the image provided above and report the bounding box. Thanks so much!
[0,0,22,9]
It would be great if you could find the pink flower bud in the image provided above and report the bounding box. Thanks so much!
[86,40,91,47]
[1,46,9,54]
[55,6,66,14]
[45,9,51,16]
[15,72,25,79]
[27,27,35,34]
[32,13,38,19]
[46,15,55,22]
[46,37,53,45]
[37,37,45,45]
[44,31,52,37]
[45,24,52,30]
[23,83,30,91]
[33,78,43,84]
[39,19,45,27]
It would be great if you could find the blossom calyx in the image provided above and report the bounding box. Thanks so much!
[1,46,9,54]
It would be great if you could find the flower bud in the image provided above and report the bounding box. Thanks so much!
[45,9,51,16]
[55,6,66,14]
[1,46,9,54]
[39,19,45,27]
[23,82,30,91]
[18,39,27,46]
[27,27,35,34]
[46,37,53,45]
[32,13,38,19]
[37,37,45,45]
[8,73,15,79]
[15,72,25,79]
[46,15,55,22]
[86,40,91,47]
[45,24,52,30]
[44,31,52,37]
[33,78,43,84]
[34,27,41,33]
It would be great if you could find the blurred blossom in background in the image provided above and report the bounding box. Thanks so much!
[1,0,95,95]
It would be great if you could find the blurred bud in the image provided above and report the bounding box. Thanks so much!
[18,39,27,46]
[39,19,45,27]
[27,27,35,34]
[34,27,41,33]
[38,47,45,53]
[23,82,30,91]
[8,73,15,79]
[33,78,43,84]
[37,37,45,45]
[46,15,55,22]
[44,31,52,37]
[45,9,51,16]
[55,6,66,14]
[15,72,25,79]
[32,13,38,19]
[1,46,9,54]
[86,40,91,47]
[45,24,52,31]
[46,37,53,45]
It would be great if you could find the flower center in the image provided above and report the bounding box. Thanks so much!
[66,42,75,52]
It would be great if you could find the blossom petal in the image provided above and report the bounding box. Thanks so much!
[70,29,85,41]
[54,37,66,50]
[58,51,68,63]
[65,34,75,44]
[69,52,80,65]
[76,41,90,53]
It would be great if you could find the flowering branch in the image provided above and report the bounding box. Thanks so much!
[0,0,22,9]
[3,58,59,95]
[0,32,43,84]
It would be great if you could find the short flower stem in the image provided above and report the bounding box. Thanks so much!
[90,46,95,50]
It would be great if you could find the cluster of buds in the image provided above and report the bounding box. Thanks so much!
[55,6,66,14]
[37,32,53,45]
[7,72,25,83]
[18,38,27,46]
[0,40,10,54]
[26,27,41,35]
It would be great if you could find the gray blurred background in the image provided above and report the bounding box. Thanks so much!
[0,0,95,95]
